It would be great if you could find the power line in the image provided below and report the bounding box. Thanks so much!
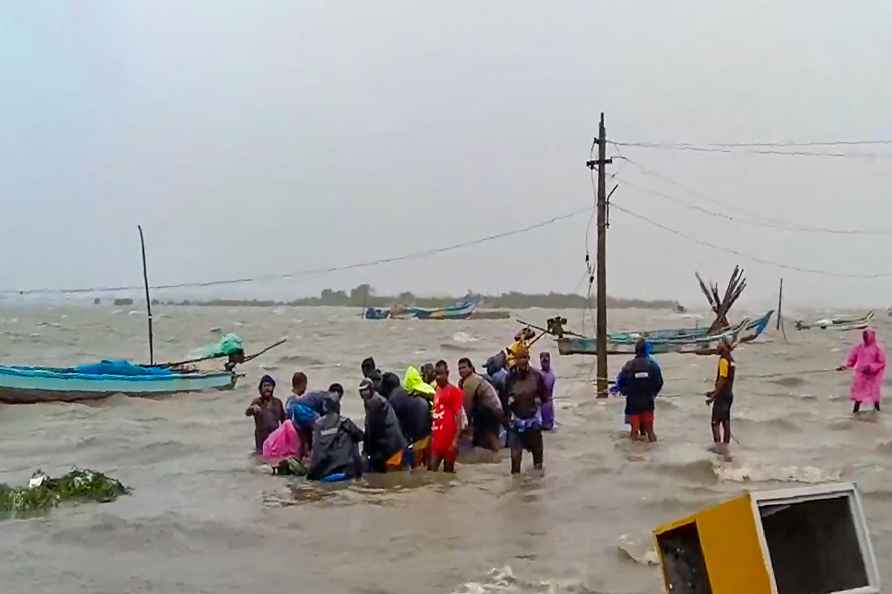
[613,152,892,236]
[611,202,892,279]
[616,175,892,236]
[2,208,590,296]
[618,139,892,148]
[612,140,892,159]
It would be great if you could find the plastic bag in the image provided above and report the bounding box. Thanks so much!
[191,333,244,358]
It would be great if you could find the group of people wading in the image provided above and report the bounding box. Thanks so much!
[247,326,886,478]
[245,340,556,481]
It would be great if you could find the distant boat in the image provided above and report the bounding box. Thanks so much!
[795,311,874,331]
[0,363,236,404]
[365,298,482,320]
[557,319,750,356]
[113,298,134,306]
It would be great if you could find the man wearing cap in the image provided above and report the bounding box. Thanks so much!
[359,378,408,472]
[245,375,286,454]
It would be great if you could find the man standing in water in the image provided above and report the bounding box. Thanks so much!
[505,348,546,474]
[616,339,662,442]
[430,360,464,472]
[245,375,286,454]
[538,352,556,431]
[706,339,735,447]
[457,357,503,452]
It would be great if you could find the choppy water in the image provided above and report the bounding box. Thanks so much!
[1,304,891,594]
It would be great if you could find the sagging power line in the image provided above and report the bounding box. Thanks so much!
[1,208,589,296]
[612,153,892,236]
[612,139,892,159]
[612,202,892,279]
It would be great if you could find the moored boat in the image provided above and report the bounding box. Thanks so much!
[557,319,749,356]
[607,310,774,345]
[794,311,874,331]
[0,363,237,404]
[364,298,482,320]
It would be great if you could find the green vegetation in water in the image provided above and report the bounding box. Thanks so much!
[0,469,130,516]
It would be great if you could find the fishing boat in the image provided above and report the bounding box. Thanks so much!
[607,310,774,344]
[365,298,481,320]
[0,364,236,404]
[557,319,749,356]
[794,311,874,331]
[0,228,285,405]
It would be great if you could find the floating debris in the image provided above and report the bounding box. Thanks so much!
[0,468,130,516]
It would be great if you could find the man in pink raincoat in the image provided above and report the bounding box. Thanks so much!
[839,328,887,413]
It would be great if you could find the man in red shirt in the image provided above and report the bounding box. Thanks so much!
[430,359,464,473]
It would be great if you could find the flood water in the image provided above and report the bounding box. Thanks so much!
[1,304,890,594]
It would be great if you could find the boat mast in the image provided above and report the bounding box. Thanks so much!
[137,225,154,364]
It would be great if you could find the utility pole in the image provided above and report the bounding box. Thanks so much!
[586,113,612,398]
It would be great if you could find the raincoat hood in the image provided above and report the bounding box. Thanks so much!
[864,328,877,346]
[403,366,435,396]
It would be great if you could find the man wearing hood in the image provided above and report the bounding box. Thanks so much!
[359,378,408,472]
[839,328,886,413]
[245,375,286,454]
[381,372,432,468]
[616,339,663,442]
[307,392,364,481]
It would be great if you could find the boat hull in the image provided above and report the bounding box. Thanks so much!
[0,366,237,404]
[607,310,774,344]
[558,320,749,356]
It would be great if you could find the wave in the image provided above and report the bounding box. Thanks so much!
[714,462,841,484]
[616,533,660,566]
[656,459,717,483]
[768,376,806,388]
[451,566,600,594]
[452,331,480,344]
[276,354,325,367]
[44,512,267,553]
[732,414,800,432]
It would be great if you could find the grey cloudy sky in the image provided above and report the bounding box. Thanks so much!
[2,2,890,307]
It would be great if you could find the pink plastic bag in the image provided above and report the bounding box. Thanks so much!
[262,420,303,462]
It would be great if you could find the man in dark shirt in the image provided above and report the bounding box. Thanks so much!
[616,339,663,442]
[505,349,546,474]
[380,372,432,468]
[244,375,286,454]
[359,378,408,472]
[380,373,431,444]
[308,392,364,481]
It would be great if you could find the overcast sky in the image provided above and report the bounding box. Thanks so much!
[2,2,891,307]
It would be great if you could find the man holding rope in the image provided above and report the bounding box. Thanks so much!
[706,339,736,448]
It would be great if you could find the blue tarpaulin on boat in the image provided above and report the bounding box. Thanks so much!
[73,360,173,376]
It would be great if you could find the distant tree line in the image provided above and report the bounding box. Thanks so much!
[161,284,677,310]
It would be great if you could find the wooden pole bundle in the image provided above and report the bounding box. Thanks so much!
[697,266,747,334]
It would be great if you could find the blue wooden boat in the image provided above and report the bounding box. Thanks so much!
[0,363,237,404]
[607,310,774,345]
[365,298,481,320]
[558,319,750,356]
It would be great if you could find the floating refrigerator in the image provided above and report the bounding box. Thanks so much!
[653,482,880,594]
